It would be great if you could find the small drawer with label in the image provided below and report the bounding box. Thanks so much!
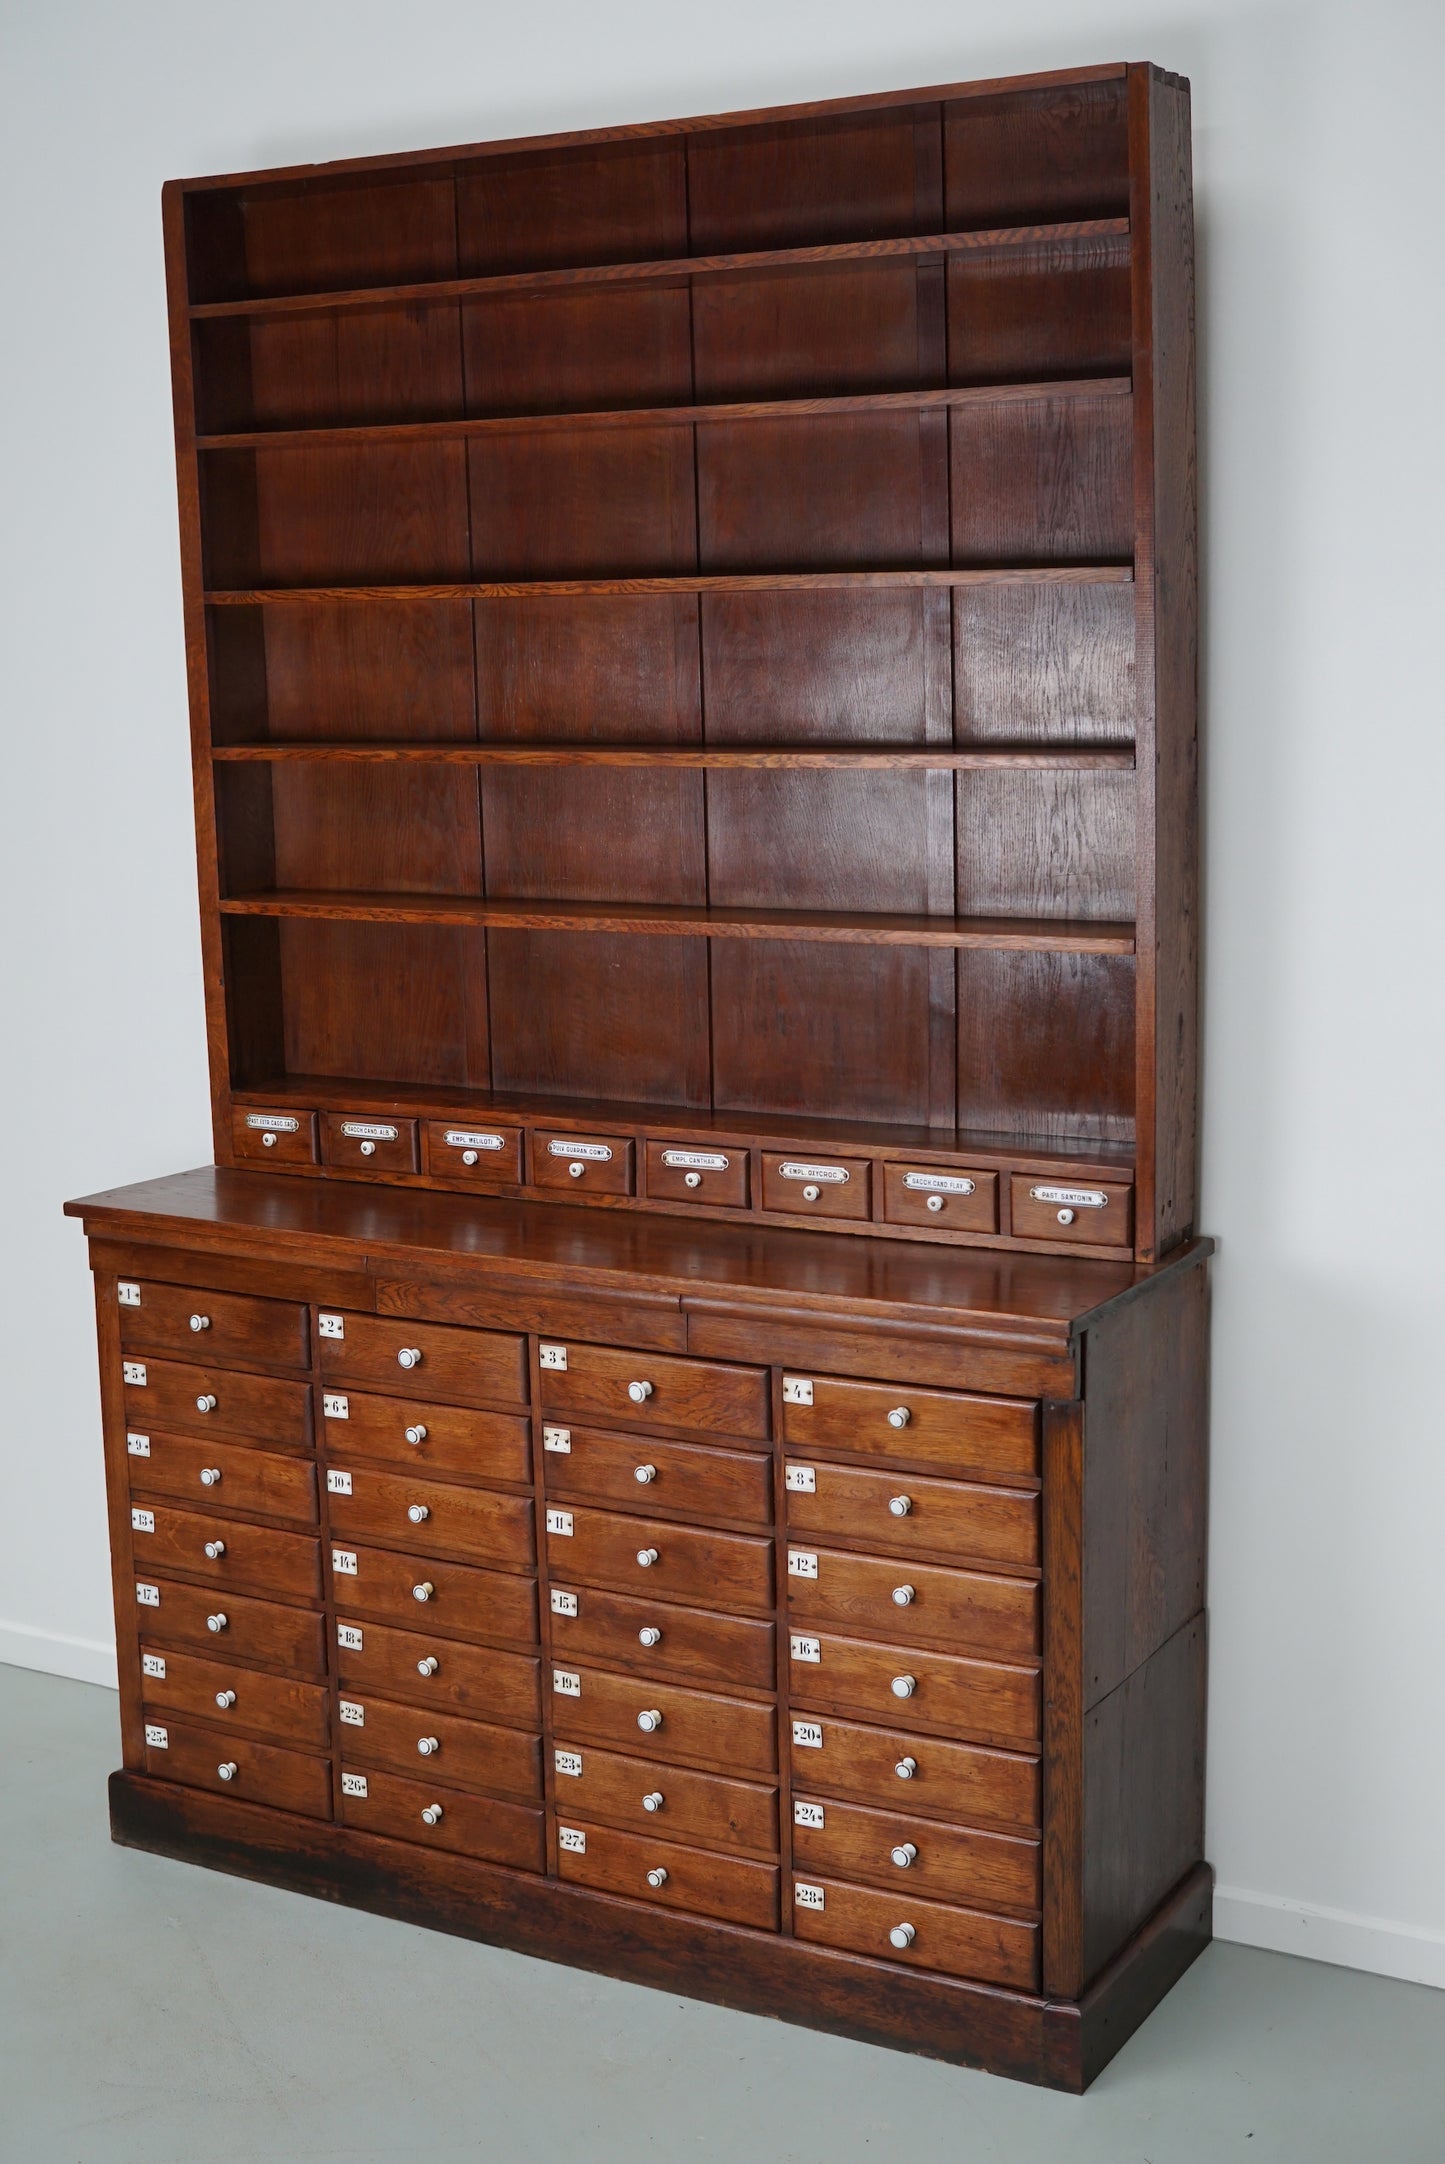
[121,1356,312,1450]
[548,1663,776,1775]
[326,1543,537,1648]
[791,1873,1038,1990]
[556,1818,779,1932]
[546,1505,774,1616]
[133,1576,326,1676]
[1010,1174,1133,1247]
[337,1693,541,1802]
[546,1583,775,1693]
[779,1374,1038,1485]
[783,1461,1038,1571]
[786,1545,1037,1660]
[760,1153,871,1222]
[644,1141,749,1209]
[337,1763,544,1871]
[531,1132,634,1195]
[138,1644,330,1749]
[325,1465,535,1572]
[131,1503,322,1604]
[142,1719,332,1821]
[790,1792,1040,1914]
[423,1121,524,1185]
[118,1281,309,1370]
[550,1740,778,1855]
[788,1630,1039,1749]
[320,1113,419,1175]
[231,1108,318,1165]
[318,1313,528,1410]
[787,1711,1038,1832]
[320,1389,532,1484]
[126,1434,318,1526]
[537,1341,769,1439]
[334,1617,540,1729]
[543,1427,772,1527]
[882,1165,998,1233]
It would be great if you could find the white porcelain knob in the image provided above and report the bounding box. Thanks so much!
[417,1656,438,1677]
[636,1708,663,1733]
[206,1612,227,1633]
[888,1495,912,1517]
[462,1149,478,1166]
[397,1347,422,1369]
[891,1843,918,1869]
[628,1380,654,1403]
[204,1540,226,1560]
[1057,1207,1076,1225]
[887,1407,910,1429]
[646,1867,668,1888]
[642,1792,664,1812]
[892,1584,915,1606]
[636,1547,659,1569]
[895,1756,917,1780]
[417,1735,439,1757]
[199,1467,221,1487]
[189,1313,210,1332]
[405,1424,427,1445]
[196,1394,217,1413]
[684,1171,702,1188]
[360,1139,376,1156]
[634,1464,657,1484]
[407,1503,430,1524]
[891,1674,916,1699]
[926,1194,944,1213]
[261,1132,276,1147]
[215,1689,236,1709]
[412,1581,434,1602]
[217,1761,238,1782]
[802,1184,821,1202]
[889,1922,916,1949]
[568,1162,586,1178]
[421,1803,444,1825]
[638,1626,662,1647]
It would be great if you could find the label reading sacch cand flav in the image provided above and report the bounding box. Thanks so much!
[903,1171,975,1195]
[1029,1184,1107,1210]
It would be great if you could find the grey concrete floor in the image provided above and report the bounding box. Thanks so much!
[3,1663,1442,2164]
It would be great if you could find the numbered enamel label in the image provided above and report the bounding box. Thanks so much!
[323,1393,349,1420]
[790,1634,821,1663]
[558,1827,586,1854]
[339,1700,365,1727]
[784,1465,816,1493]
[782,1376,813,1406]
[135,1582,160,1607]
[543,1426,572,1453]
[546,1508,574,1537]
[117,1281,141,1307]
[141,1653,166,1679]
[126,1433,151,1457]
[792,1720,824,1749]
[793,1800,826,1829]
[336,1622,364,1650]
[326,1469,353,1495]
[539,1344,568,1370]
[794,1881,826,1910]
[554,1749,583,1778]
[318,1314,345,1339]
[552,1669,581,1698]
[332,1549,358,1576]
[341,1772,368,1798]
[550,1589,579,1617]
[144,1724,169,1749]
[123,1361,147,1387]
[130,1508,154,1534]
[787,1549,818,1579]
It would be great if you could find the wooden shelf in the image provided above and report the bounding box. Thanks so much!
[210,741,1135,770]
[190,218,1131,321]
[218,890,1136,953]
[195,378,1130,452]
[205,567,1134,607]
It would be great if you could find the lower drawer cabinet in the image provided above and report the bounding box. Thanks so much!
[547,1583,776,1693]
[335,1617,541,1728]
[130,1503,322,1603]
[339,1764,545,1872]
[328,1543,537,1647]
[551,1740,778,1856]
[127,1433,318,1525]
[792,1875,1039,1991]
[790,1793,1040,1913]
[139,1644,330,1749]
[134,1575,326,1678]
[790,1711,1038,1832]
[551,1663,777,1775]
[142,1719,332,1820]
[326,1465,535,1570]
[556,1819,780,1931]
[339,1694,541,1803]
[789,1630,1040,1749]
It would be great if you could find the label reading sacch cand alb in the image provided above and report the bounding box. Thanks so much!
[130,1508,154,1535]
[341,1122,397,1142]
[782,1377,813,1406]
[123,1362,147,1387]
[117,1281,141,1307]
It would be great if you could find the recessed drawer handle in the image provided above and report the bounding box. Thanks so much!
[628,1380,654,1403]
[892,1584,915,1607]
[891,1843,918,1868]
[634,1464,657,1485]
[889,1922,916,1949]
[203,1540,226,1560]
[199,1468,221,1487]
[189,1314,210,1332]
[196,1394,217,1413]
[636,1708,663,1733]
[421,1803,444,1825]
[636,1548,659,1569]
[895,1757,917,1780]
[887,1407,910,1429]
[888,1495,912,1517]
[407,1503,430,1524]
[215,1690,236,1710]
[397,1347,423,1370]
[217,1761,238,1783]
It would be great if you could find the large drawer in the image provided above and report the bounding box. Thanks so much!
[780,1375,1037,1483]
[132,1575,326,1677]
[138,1643,331,1750]
[319,1312,528,1409]
[790,1792,1040,1913]
[126,1433,318,1526]
[792,1875,1038,1990]
[325,1465,535,1571]
[557,1819,779,1932]
[328,1542,537,1647]
[122,1356,311,1450]
[320,1388,531,1484]
[338,1763,544,1872]
[118,1280,309,1371]
[543,1426,772,1526]
[338,1693,541,1802]
[783,1461,1037,1570]
[550,1663,777,1776]
[786,1545,1037,1659]
[142,1718,331,1821]
[789,1710,1038,1832]
[547,1582,776,1694]
[538,1342,769,1439]
[547,1505,773,1615]
[129,1502,321,1603]
[552,1739,778,1856]
[335,1616,540,1729]
[789,1629,1039,1748]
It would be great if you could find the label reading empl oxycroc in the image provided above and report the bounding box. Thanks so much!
[323,1394,349,1420]
[778,1162,848,1184]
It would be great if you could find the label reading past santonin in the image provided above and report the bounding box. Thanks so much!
[1029,1184,1108,1209]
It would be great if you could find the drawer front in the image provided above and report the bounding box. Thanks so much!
[539,1342,768,1440]
[320,1112,419,1174]
[122,1356,311,1449]
[788,1710,1038,1831]
[138,1644,330,1749]
[335,1616,540,1728]
[550,1664,777,1776]
[552,1740,778,1856]
[544,1427,771,1527]
[548,1505,773,1615]
[127,1434,318,1526]
[786,1547,1038,1660]
[338,1693,541,1802]
[232,1108,318,1165]
[134,1576,326,1677]
[789,1630,1039,1748]
[780,1374,1038,1483]
[338,1762,544,1871]
[791,1792,1039,1912]
[319,1313,527,1409]
[130,1503,322,1603]
[644,1141,750,1209]
[1010,1173,1133,1247]
[761,1152,871,1221]
[119,1281,309,1370]
[142,1720,331,1821]
[547,1582,776,1693]
[557,1819,779,1931]
[328,1542,537,1647]
[784,1462,1037,1570]
[531,1131,634,1195]
[326,1466,535,1571]
[423,1121,524,1186]
[881,1164,999,1233]
[320,1389,532,1483]
[792,1875,1038,1990]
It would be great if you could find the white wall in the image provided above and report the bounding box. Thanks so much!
[3,0,1443,1990]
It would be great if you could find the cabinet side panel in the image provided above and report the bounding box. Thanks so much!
[92,1271,144,1766]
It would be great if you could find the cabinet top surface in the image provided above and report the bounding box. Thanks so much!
[66,1166,1207,1337]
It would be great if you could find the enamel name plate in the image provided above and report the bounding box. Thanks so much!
[341,1121,398,1142]
[543,1426,572,1453]
[337,1623,364,1650]
[903,1171,975,1195]
[793,1801,825,1829]
[559,1827,586,1854]
[135,1582,160,1607]
[326,1469,352,1495]
[553,1669,581,1697]
[782,1376,813,1405]
[794,1881,825,1910]
[318,1314,345,1339]
[660,1149,729,1171]
[117,1281,141,1307]
[555,1750,583,1778]
[1030,1184,1107,1209]
[126,1433,150,1457]
[790,1634,821,1663]
[444,1129,505,1150]
[784,1466,816,1493]
[787,1550,818,1580]
[341,1772,368,1798]
[546,1509,574,1537]
[339,1700,365,1727]
[332,1549,358,1576]
[792,1720,824,1749]
[550,1589,579,1617]
[142,1653,166,1679]
[323,1394,349,1419]
[245,1113,298,1132]
[548,1139,612,1161]
[144,1724,169,1749]
[778,1161,848,1184]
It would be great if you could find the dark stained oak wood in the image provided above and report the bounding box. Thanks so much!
[546,1505,774,1617]
[130,1574,327,1678]
[318,1311,528,1409]
[321,1389,532,1484]
[339,1694,542,1803]
[122,1353,312,1449]
[785,1547,1039,1662]
[129,1502,322,1603]
[127,1433,318,1524]
[788,1710,1038,1832]
[782,1461,1039,1570]
[546,1583,776,1694]
[138,1645,331,1749]
[556,1817,780,1932]
[118,1278,309,1369]
[205,566,1134,602]
[335,1617,541,1728]
[142,1723,333,1820]
[543,1427,773,1527]
[212,742,1136,770]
